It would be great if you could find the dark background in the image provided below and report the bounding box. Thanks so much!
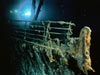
[0,0,100,75]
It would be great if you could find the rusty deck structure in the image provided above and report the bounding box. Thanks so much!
[9,20,94,75]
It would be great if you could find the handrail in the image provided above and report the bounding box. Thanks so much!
[9,20,75,44]
[8,20,75,26]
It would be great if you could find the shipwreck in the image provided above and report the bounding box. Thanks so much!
[8,20,95,75]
